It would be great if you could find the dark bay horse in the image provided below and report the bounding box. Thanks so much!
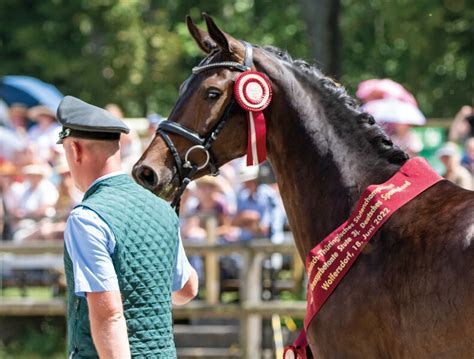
[133,14,474,358]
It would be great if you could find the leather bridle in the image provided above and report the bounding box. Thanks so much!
[156,41,254,211]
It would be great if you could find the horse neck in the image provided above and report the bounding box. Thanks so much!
[264,72,402,259]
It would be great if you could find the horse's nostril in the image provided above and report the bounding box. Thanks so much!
[134,165,159,189]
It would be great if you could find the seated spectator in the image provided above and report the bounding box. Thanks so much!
[27,106,61,164]
[190,176,235,240]
[0,100,8,126]
[449,105,474,143]
[0,127,27,163]
[179,183,205,282]
[437,142,473,190]
[234,165,287,273]
[461,137,474,175]
[54,158,82,218]
[11,164,59,241]
[0,162,24,218]
[105,103,142,173]
[233,166,286,243]
[383,123,423,157]
[0,162,20,240]
[18,160,80,242]
[8,103,30,134]
[0,104,29,162]
[218,163,238,213]
[180,182,205,241]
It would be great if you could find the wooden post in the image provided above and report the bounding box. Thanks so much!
[293,252,305,295]
[240,249,265,358]
[205,216,219,304]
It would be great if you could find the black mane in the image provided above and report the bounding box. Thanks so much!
[261,45,408,165]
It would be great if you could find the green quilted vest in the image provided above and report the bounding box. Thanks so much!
[64,174,178,358]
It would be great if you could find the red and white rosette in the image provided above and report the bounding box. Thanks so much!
[234,70,272,166]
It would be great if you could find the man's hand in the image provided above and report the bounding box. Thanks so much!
[172,267,198,305]
[87,291,131,359]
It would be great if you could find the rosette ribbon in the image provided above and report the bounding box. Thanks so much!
[234,71,272,166]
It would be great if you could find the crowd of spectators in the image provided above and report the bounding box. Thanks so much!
[356,79,474,190]
[0,73,472,350]
[0,101,143,241]
[430,106,474,190]
[178,161,288,280]
[0,101,288,250]
[1,85,473,281]
[444,105,474,190]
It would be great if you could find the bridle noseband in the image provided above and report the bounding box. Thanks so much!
[157,41,254,212]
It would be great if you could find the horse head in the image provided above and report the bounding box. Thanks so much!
[133,14,276,201]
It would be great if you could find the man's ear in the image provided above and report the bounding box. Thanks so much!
[70,141,82,163]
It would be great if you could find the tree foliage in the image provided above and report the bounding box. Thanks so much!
[339,0,473,117]
[0,0,471,118]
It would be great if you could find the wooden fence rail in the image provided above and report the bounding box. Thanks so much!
[0,238,306,358]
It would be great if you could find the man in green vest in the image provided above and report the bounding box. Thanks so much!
[57,96,198,358]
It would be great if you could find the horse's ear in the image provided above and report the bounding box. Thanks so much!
[186,15,216,54]
[202,13,244,59]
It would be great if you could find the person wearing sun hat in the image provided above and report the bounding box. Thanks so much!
[0,161,20,239]
[53,157,82,217]
[436,141,473,190]
[8,163,58,241]
[57,95,197,358]
[233,164,286,245]
[8,103,30,134]
[27,105,61,163]
[0,104,29,162]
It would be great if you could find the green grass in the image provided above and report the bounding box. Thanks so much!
[0,287,56,300]
[0,318,66,359]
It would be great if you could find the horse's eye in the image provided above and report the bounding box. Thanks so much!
[206,88,222,100]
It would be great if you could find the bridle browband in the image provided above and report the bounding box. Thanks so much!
[157,41,254,212]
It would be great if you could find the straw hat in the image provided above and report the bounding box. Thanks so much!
[28,106,56,121]
[54,157,70,175]
[22,164,51,177]
[195,175,221,188]
[239,165,259,182]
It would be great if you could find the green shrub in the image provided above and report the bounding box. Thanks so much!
[0,318,65,359]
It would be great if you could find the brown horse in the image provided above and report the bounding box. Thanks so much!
[133,14,474,358]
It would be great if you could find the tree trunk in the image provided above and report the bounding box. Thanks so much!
[299,0,340,78]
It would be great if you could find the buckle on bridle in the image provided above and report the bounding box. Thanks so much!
[184,145,210,171]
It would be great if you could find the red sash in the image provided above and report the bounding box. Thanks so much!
[284,158,443,358]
